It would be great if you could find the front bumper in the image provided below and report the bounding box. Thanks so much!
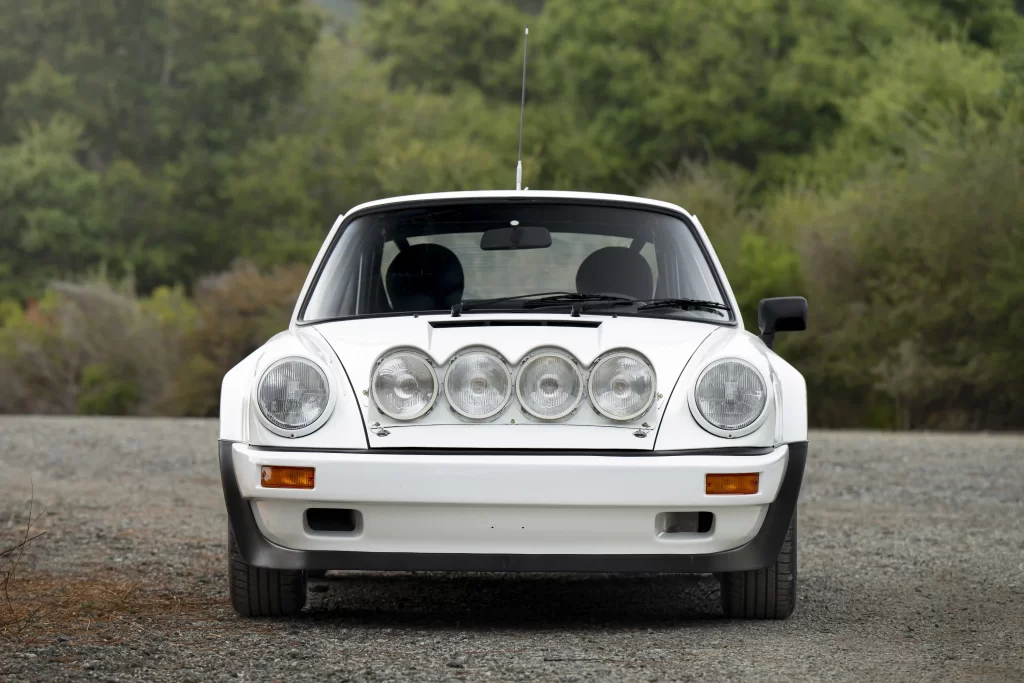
[220,441,807,573]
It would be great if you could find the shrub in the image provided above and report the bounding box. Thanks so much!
[75,363,141,416]
[796,122,1024,428]
[167,262,310,417]
[0,266,306,418]
[0,280,194,415]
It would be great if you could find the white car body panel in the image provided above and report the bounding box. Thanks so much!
[219,190,808,561]
[768,350,808,443]
[230,442,788,555]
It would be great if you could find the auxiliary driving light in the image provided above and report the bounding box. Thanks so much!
[588,351,656,421]
[445,350,513,419]
[705,473,759,495]
[261,466,315,489]
[372,351,438,420]
[515,352,584,420]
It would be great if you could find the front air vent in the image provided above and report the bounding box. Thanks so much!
[656,511,714,536]
[306,508,359,533]
[430,319,602,329]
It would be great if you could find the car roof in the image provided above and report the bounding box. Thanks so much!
[340,190,697,222]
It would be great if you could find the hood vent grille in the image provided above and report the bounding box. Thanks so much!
[429,319,602,330]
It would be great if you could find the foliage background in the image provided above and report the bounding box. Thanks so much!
[0,0,1022,428]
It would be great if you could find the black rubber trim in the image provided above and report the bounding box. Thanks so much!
[220,440,806,573]
[429,319,603,329]
[244,445,777,457]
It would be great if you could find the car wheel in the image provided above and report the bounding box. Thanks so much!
[718,511,797,619]
[228,528,307,617]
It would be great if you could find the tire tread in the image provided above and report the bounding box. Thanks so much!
[228,530,306,617]
[719,512,797,620]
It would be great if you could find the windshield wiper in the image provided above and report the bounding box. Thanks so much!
[575,297,729,317]
[452,293,729,318]
[634,298,729,316]
[454,291,578,316]
[519,293,637,317]
[453,292,634,317]
[520,293,635,309]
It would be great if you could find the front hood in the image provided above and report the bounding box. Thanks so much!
[311,313,722,450]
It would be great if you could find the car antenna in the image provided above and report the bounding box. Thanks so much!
[516,27,529,191]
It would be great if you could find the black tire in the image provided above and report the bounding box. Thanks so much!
[228,529,307,617]
[719,511,797,619]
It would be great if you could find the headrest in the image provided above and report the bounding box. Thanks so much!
[385,243,465,311]
[575,246,654,301]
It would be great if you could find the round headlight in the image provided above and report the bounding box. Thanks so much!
[588,352,656,421]
[694,359,768,431]
[372,352,437,420]
[445,351,512,419]
[516,352,584,420]
[257,358,330,430]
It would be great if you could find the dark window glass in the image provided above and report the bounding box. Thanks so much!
[301,202,730,323]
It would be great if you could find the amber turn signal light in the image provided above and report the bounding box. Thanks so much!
[261,466,315,489]
[706,473,759,495]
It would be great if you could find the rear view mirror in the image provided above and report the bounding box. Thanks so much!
[758,297,808,350]
[480,225,551,251]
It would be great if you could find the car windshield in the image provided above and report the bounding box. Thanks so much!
[300,201,732,324]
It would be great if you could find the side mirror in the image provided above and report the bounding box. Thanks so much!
[758,297,807,350]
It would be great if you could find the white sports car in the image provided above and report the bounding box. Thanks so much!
[219,190,808,619]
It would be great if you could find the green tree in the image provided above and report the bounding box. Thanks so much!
[0,0,320,169]
[223,34,522,265]
[797,122,1024,428]
[358,0,936,190]
[901,0,1024,49]
[541,0,927,186]
[360,0,528,99]
[0,117,102,298]
[0,115,182,297]
[0,0,322,294]
[797,34,1018,188]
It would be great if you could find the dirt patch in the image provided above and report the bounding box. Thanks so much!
[2,572,215,644]
[1,486,214,647]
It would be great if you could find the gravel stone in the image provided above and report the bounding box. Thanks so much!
[1,417,1022,681]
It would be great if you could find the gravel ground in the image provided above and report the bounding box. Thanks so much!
[1,417,1022,682]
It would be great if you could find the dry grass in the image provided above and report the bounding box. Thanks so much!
[1,484,47,636]
[1,573,220,646]
[1,486,220,645]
